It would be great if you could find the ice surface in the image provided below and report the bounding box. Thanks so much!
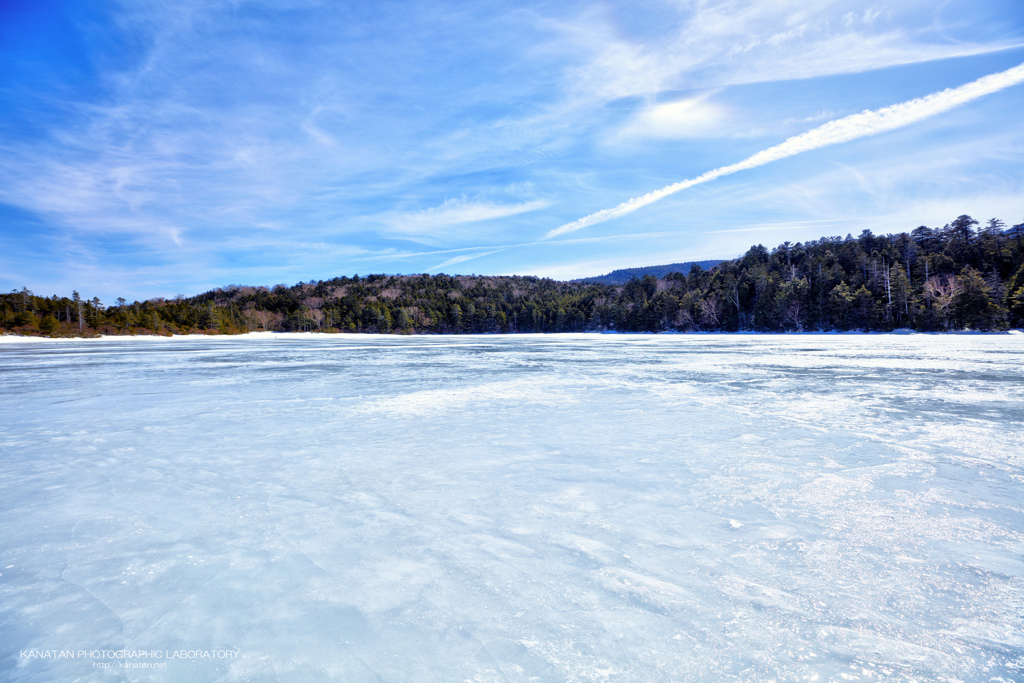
[1,333,1023,681]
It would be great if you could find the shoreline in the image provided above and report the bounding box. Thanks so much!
[2,329,1023,344]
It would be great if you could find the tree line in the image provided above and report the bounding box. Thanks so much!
[4,215,1024,337]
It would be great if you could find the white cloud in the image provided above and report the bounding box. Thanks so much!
[546,60,1024,239]
[615,93,730,140]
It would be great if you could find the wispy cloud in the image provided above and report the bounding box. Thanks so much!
[382,197,551,239]
[358,231,673,264]
[2,1,1022,301]
[554,0,1024,102]
[547,61,1024,239]
[427,249,508,272]
[702,216,886,234]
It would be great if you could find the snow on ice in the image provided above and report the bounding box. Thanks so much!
[1,334,1022,681]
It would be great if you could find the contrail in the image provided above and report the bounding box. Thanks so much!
[545,61,1024,239]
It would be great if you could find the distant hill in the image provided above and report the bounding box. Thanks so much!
[576,260,725,285]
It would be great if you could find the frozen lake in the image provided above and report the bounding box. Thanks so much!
[2,333,1023,681]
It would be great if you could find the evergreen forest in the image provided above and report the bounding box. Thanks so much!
[4,215,1024,337]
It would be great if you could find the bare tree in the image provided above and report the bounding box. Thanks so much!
[246,309,274,331]
[698,294,721,329]
[783,301,804,331]
[725,280,741,328]
[308,308,325,330]
[923,275,961,326]
[73,291,83,333]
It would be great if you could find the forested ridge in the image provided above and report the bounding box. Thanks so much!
[5,215,1024,336]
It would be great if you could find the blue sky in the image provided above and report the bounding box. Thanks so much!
[2,0,1023,302]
